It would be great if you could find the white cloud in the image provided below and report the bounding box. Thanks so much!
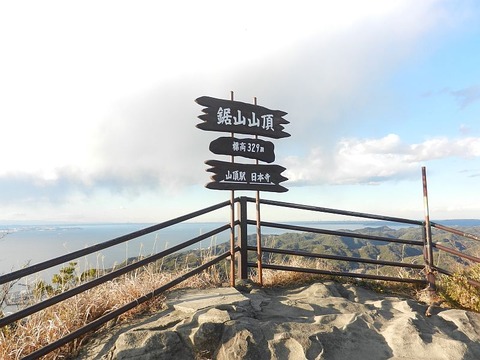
[409,137,480,161]
[284,134,480,185]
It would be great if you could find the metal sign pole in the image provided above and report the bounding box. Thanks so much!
[254,97,263,285]
[229,91,236,287]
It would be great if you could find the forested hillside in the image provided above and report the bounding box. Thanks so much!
[155,225,480,279]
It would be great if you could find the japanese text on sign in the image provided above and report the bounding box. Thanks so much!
[217,107,274,132]
[208,137,275,163]
[224,170,273,185]
[196,96,290,139]
[232,140,264,154]
[205,160,288,192]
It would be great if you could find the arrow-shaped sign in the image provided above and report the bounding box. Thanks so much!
[196,96,290,139]
[209,137,275,163]
[205,160,288,192]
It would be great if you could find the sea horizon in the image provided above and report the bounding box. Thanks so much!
[2,217,480,227]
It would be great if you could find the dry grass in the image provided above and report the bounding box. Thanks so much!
[0,258,228,360]
[260,257,339,287]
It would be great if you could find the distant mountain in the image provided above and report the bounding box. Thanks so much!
[245,225,480,276]
[125,225,480,280]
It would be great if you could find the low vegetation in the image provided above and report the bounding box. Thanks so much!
[1,226,480,359]
[0,255,229,360]
[438,263,480,312]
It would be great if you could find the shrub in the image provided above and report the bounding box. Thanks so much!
[438,263,480,312]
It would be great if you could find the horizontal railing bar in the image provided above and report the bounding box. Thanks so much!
[244,197,423,226]
[435,267,452,276]
[248,262,427,285]
[433,243,480,264]
[431,222,480,242]
[249,246,425,270]
[249,220,424,246]
[0,224,231,329]
[23,250,234,360]
[0,200,232,285]
[467,279,480,288]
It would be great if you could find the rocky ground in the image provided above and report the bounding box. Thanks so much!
[74,281,480,360]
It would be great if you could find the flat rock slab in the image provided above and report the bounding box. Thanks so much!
[166,287,250,313]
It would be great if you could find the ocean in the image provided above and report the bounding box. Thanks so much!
[0,222,230,277]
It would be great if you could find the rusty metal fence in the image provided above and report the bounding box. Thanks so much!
[430,222,480,287]
[237,197,427,286]
[1,196,480,359]
[0,200,235,359]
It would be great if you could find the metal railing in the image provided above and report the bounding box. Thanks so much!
[1,200,234,359]
[1,196,480,359]
[430,221,480,288]
[237,197,427,286]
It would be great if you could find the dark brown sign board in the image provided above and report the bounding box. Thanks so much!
[196,96,290,139]
[205,160,288,192]
[209,136,275,163]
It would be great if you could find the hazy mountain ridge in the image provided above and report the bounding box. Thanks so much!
[250,225,480,275]
[153,225,480,277]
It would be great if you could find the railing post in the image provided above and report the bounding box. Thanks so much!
[253,97,263,286]
[256,189,263,285]
[229,91,236,287]
[422,167,436,315]
[237,196,249,280]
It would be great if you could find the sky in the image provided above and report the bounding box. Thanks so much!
[1,0,480,224]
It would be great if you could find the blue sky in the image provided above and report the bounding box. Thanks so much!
[0,1,479,223]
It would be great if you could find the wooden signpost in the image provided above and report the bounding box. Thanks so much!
[196,95,290,193]
[196,94,290,287]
